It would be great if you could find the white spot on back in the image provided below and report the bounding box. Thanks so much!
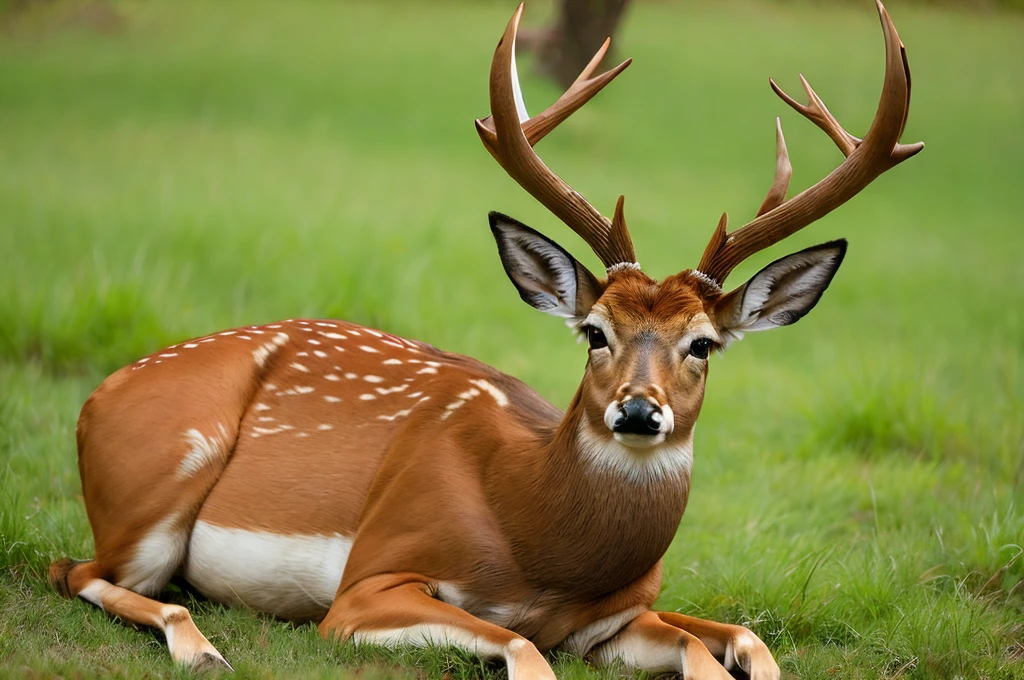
[254,403,271,412]
[383,358,402,366]
[324,396,341,403]
[314,350,328,358]
[440,400,465,420]
[293,386,315,394]
[417,367,438,375]
[251,424,295,438]
[325,374,341,382]
[469,379,510,408]
[377,409,412,422]
[376,395,429,422]
[359,345,380,354]
[359,394,376,401]
[363,375,384,383]
[317,424,333,431]
[253,332,289,367]
[291,363,310,373]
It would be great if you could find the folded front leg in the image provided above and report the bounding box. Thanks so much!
[657,611,780,680]
[319,573,555,680]
[590,610,733,679]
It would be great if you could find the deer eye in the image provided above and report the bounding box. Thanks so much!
[586,326,608,350]
[689,338,714,360]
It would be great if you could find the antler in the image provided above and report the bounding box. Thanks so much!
[697,0,924,285]
[475,3,636,270]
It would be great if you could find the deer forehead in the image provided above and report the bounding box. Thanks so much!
[592,273,717,342]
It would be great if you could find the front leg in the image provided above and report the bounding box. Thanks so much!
[319,573,555,680]
[658,611,780,680]
[590,610,734,679]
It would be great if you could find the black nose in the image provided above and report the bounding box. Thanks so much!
[612,399,663,436]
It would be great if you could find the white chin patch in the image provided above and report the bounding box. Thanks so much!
[613,432,665,449]
[578,425,693,485]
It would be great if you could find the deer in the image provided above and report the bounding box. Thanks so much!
[48,2,922,678]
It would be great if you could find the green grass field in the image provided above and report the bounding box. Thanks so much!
[1,0,1022,678]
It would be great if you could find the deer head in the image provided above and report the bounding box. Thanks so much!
[476,2,922,467]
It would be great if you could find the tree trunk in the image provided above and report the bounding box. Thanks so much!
[520,0,632,90]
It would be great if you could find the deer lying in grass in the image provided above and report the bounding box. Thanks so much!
[50,2,921,678]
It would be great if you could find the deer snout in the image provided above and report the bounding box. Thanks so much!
[603,384,674,446]
[611,399,662,436]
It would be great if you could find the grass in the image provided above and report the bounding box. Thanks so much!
[1,0,1022,677]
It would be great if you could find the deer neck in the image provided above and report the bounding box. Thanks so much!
[494,386,692,597]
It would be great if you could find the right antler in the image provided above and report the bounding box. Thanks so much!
[475,3,637,270]
[697,0,924,286]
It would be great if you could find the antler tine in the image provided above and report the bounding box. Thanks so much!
[755,118,792,217]
[770,75,862,157]
[475,3,636,270]
[698,0,924,285]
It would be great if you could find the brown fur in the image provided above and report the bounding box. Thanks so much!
[51,279,771,674]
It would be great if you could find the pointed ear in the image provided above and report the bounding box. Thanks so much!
[710,240,847,345]
[489,212,605,322]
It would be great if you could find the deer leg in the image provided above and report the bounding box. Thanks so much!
[49,559,231,671]
[320,573,555,680]
[656,611,780,680]
[589,610,734,680]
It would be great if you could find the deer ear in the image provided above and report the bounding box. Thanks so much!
[711,240,847,345]
[490,212,605,322]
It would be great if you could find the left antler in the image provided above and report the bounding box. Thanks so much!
[475,3,637,270]
[697,0,924,286]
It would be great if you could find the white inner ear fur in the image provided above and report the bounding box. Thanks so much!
[722,247,842,343]
[503,231,580,319]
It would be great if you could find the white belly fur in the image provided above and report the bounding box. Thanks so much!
[184,520,351,621]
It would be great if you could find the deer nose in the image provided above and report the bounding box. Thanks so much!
[611,399,663,436]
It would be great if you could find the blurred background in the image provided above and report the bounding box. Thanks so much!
[1,0,1021,678]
